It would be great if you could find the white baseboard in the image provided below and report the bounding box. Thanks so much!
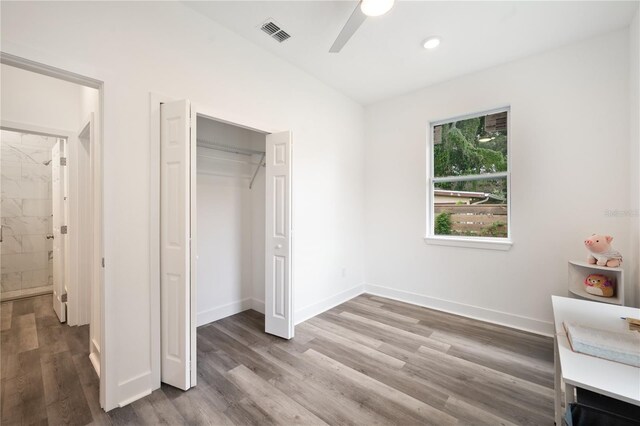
[365,283,554,336]
[197,298,253,327]
[294,284,365,325]
[251,298,265,314]
[89,352,101,378]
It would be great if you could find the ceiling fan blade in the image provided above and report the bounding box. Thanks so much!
[329,2,367,53]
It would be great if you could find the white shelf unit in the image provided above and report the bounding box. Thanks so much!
[568,260,624,306]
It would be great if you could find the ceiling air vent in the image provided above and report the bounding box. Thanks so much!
[273,30,291,43]
[261,21,280,36]
[260,20,291,43]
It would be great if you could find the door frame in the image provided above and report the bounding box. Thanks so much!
[71,115,95,327]
[149,94,295,390]
[0,52,109,410]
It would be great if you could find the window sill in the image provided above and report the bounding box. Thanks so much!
[424,236,513,251]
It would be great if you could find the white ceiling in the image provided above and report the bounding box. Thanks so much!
[184,1,638,105]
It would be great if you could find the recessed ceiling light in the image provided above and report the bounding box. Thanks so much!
[360,0,395,17]
[423,37,441,50]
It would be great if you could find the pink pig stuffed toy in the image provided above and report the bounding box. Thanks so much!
[584,234,623,267]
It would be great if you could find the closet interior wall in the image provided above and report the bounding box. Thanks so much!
[196,116,266,326]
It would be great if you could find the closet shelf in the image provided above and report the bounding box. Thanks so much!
[198,152,262,165]
[197,139,265,156]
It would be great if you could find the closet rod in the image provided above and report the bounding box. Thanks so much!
[249,153,266,190]
[197,139,265,156]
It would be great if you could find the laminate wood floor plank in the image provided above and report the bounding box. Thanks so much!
[305,316,383,349]
[318,310,423,351]
[443,397,519,426]
[443,340,554,388]
[371,295,551,350]
[401,359,552,425]
[349,295,385,308]
[1,348,48,425]
[198,325,281,382]
[106,404,141,426]
[338,309,452,352]
[263,345,423,425]
[71,353,111,426]
[1,303,12,331]
[161,382,235,426]
[377,340,553,420]
[223,397,278,426]
[1,293,555,425]
[11,298,34,318]
[226,364,328,425]
[131,388,187,425]
[42,350,94,425]
[299,322,405,369]
[303,348,457,426]
[342,299,420,324]
[267,367,388,426]
[14,313,39,353]
[304,337,451,411]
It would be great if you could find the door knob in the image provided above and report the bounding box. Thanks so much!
[46,234,54,240]
[275,244,282,249]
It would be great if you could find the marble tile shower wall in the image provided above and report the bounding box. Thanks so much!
[1,130,57,295]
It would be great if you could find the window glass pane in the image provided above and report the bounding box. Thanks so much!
[433,111,507,178]
[433,178,508,238]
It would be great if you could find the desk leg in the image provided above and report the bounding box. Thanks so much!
[554,335,562,425]
[565,383,576,405]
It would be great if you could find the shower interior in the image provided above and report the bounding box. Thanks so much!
[1,129,60,301]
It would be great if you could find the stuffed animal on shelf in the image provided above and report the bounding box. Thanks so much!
[584,234,623,267]
[583,274,615,297]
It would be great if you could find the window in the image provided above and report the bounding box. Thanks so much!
[427,108,511,248]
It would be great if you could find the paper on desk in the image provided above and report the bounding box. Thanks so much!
[563,321,640,368]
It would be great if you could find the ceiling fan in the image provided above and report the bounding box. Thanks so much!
[329,0,395,53]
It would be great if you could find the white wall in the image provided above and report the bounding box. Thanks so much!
[364,29,632,334]
[196,171,253,325]
[1,63,80,132]
[630,8,640,309]
[1,2,365,409]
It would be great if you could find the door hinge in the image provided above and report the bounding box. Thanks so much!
[102,257,105,268]
[60,157,67,166]
[60,293,68,303]
[61,225,68,234]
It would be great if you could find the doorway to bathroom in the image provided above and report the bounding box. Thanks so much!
[0,55,106,406]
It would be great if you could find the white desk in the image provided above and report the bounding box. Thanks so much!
[552,296,640,425]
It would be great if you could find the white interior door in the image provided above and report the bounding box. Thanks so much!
[160,100,191,390]
[52,139,66,322]
[265,131,294,339]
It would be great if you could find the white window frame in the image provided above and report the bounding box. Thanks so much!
[425,107,512,251]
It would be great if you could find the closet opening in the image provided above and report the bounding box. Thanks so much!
[194,115,267,327]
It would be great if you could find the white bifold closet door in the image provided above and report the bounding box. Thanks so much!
[265,131,293,339]
[159,100,294,391]
[160,100,193,390]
